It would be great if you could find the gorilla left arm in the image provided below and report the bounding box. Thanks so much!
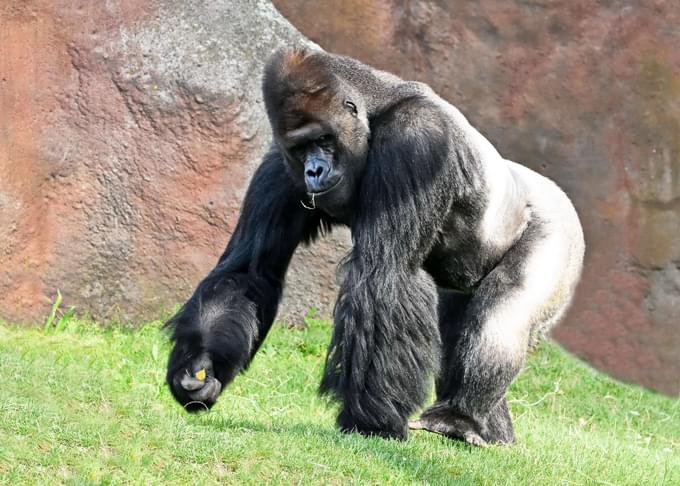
[166,150,327,411]
[320,97,456,439]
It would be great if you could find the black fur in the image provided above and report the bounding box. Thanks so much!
[165,47,584,444]
[165,151,330,410]
[318,97,451,438]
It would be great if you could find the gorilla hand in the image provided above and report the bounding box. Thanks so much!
[169,351,223,411]
[165,276,261,412]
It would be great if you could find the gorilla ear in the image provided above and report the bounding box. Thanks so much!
[344,100,358,117]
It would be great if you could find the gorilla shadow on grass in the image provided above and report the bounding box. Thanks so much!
[165,46,585,446]
[189,414,478,484]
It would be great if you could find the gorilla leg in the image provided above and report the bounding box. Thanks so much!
[320,266,441,440]
[416,222,573,445]
[316,95,455,440]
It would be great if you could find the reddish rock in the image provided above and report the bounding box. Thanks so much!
[274,0,680,394]
[0,1,349,325]
[2,0,678,396]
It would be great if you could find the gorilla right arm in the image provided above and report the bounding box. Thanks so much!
[165,150,327,411]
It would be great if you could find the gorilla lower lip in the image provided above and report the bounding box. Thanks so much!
[309,176,344,196]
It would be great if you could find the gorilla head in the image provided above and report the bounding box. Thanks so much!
[262,48,370,217]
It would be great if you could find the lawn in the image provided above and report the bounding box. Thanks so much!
[0,313,678,485]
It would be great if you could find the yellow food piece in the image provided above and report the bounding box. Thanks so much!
[195,368,206,381]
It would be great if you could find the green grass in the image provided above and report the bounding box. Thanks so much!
[0,315,678,485]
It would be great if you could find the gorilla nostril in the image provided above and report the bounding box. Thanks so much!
[306,166,325,179]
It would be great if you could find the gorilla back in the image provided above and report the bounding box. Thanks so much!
[165,47,585,446]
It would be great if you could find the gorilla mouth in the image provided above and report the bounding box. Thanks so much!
[308,176,344,196]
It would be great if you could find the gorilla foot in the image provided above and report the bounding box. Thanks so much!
[338,410,408,441]
[409,418,487,447]
[409,416,487,447]
[411,402,514,446]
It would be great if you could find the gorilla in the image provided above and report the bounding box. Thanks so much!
[166,47,584,446]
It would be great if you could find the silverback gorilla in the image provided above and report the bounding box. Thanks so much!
[166,47,585,446]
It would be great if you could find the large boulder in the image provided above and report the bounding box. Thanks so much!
[0,0,349,325]
[3,0,678,396]
[274,0,680,394]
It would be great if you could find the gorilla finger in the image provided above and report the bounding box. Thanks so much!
[180,372,206,391]
[188,377,222,402]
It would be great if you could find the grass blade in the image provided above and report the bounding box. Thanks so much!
[43,290,62,334]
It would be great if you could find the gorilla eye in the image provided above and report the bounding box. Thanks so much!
[344,100,358,116]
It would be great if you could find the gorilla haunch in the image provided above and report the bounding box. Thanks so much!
[165,47,585,446]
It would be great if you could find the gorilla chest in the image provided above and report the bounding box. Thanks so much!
[423,239,495,292]
[422,210,499,292]
[423,185,530,292]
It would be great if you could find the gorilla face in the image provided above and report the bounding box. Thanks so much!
[263,49,370,218]
[280,101,369,216]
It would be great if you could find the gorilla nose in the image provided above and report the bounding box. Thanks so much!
[304,158,331,192]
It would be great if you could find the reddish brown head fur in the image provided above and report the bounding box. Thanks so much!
[263,47,341,134]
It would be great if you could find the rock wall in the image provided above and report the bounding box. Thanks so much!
[2,0,678,395]
[273,0,680,395]
[0,0,349,325]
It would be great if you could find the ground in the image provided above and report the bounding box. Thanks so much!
[0,312,678,485]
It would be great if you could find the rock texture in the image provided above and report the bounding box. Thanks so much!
[274,0,680,394]
[0,0,349,325]
[2,0,678,395]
